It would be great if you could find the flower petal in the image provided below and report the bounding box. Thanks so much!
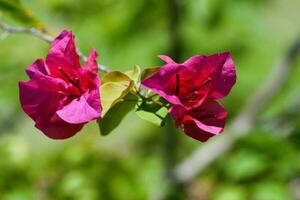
[19,80,64,120]
[25,59,49,78]
[211,52,236,99]
[83,48,99,74]
[169,105,187,119]
[24,60,71,95]
[183,122,216,142]
[19,79,84,140]
[46,30,80,79]
[35,119,83,139]
[56,93,100,124]
[178,100,227,142]
[142,64,182,105]
[176,66,213,108]
[184,52,236,99]
[159,55,176,64]
[86,86,102,115]
[184,55,220,87]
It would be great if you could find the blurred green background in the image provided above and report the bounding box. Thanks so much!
[1,0,300,199]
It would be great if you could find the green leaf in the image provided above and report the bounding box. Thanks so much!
[136,105,168,127]
[0,0,42,28]
[137,101,162,113]
[100,71,134,116]
[98,93,138,136]
[223,150,268,181]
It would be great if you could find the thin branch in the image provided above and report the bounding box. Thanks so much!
[172,35,300,184]
[0,21,110,73]
[0,21,53,43]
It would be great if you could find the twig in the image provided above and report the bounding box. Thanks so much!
[172,35,300,184]
[0,21,53,43]
[0,21,110,73]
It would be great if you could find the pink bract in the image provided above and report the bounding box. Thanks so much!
[170,100,227,142]
[142,52,236,141]
[19,30,101,139]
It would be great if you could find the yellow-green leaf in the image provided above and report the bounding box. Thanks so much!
[101,81,133,116]
[141,66,160,80]
[125,65,141,83]
[100,71,134,116]
[102,71,131,84]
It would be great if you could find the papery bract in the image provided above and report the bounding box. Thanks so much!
[142,52,236,141]
[19,30,101,139]
[170,100,227,142]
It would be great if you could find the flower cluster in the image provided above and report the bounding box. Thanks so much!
[19,31,101,139]
[19,30,236,141]
[142,54,236,141]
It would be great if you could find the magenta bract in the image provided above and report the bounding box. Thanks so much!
[142,52,236,141]
[19,30,101,139]
[170,100,227,142]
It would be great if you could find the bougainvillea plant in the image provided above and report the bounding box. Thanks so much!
[19,30,236,142]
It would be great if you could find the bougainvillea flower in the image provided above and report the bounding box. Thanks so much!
[142,52,236,141]
[19,30,101,139]
[170,100,227,142]
[142,52,236,109]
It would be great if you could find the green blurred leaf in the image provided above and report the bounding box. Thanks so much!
[98,93,138,136]
[238,131,281,152]
[2,187,34,200]
[213,185,246,200]
[251,182,293,200]
[223,150,268,181]
[0,0,42,28]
